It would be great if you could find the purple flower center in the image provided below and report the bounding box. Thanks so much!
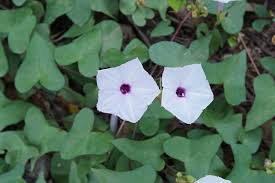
[176,87,186,98]
[120,83,131,94]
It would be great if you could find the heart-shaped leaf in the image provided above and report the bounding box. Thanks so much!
[239,128,262,153]
[102,39,148,67]
[0,164,25,183]
[15,31,65,93]
[260,57,275,76]
[150,20,174,37]
[119,0,137,15]
[245,74,275,131]
[221,0,246,34]
[67,0,91,26]
[91,165,156,183]
[0,131,39,165]
[45,0,73,24]
[0,99,32,131]
[203,50,247,105]
[0,42,8,77]
[0,8,36,54]
[24,107,67,154]
[60,108,113,159]
[227,144,275,183]
[164,135,222,178]
[55,29,101,77]
[94,20,123,54]
[149,35,211,67]
[113,133,170,171]
[90,0,119,17]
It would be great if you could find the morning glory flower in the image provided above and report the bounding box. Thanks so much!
[96,58,160,123]
[195,175,231,183]
[161,64,213,124]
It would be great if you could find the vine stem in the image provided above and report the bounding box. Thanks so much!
[151,11,191,76]
[239,34,260,76]
[116,121,126,137]
[170,11,192,42]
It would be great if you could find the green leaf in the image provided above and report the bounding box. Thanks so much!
[119,0,137,15]
[12,0,26,6]
[102,39,149,67]
[90,0,119,17]
[0,100,32,131]
[51,153,71,183]
[0,131,39,165]
[245,74,275,131]
[123,39,149,62]
[92,165,156,183]
[168,0,186,12]
[24,107,67,154]
[69,162,81,183]
[227,144,275,183]
[252,19,271,32]
[163,135,222,178]
[203,50,247,105]
[148,100,173,119]
[209,155,230,177]
[45,0,73,24]
[138,113,160,137]
[55,29,101,77]
[94,20,123,54]
[221,0,246,34]
[203,114,242,144]
[144,0,168,20]
[83,82,98,108]
[8,13,36,54]
[25,0,44,20]
[58,87,86,107]
[67,0,91,26]
[113,133,170,171]
[149,35,211,67]
[60,108,113,159]
[271,123,275,160]
[240,128,262,153]
[255,4,269,17]
[0,165,25,183]
[260,57,275,75]
[0,8,36,54]
[15,31,65,93]
[132,8,147,26]
[150,21,174,37]
[63,17,94,38]
[0,42,8,77]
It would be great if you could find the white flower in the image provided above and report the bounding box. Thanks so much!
[195,175,231,183]
[161,64,213,124]
[96,58,160,123]
[213,0,239,3]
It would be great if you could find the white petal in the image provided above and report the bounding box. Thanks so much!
[97,67,121,90]
[97,90,122,116]
[195,175,231,183]
[96,58,160,123]
[186,91,214,110]
[161,88,203,124]
[117,94,149,123]
[161,64,213,124]
[162,67,182,90]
